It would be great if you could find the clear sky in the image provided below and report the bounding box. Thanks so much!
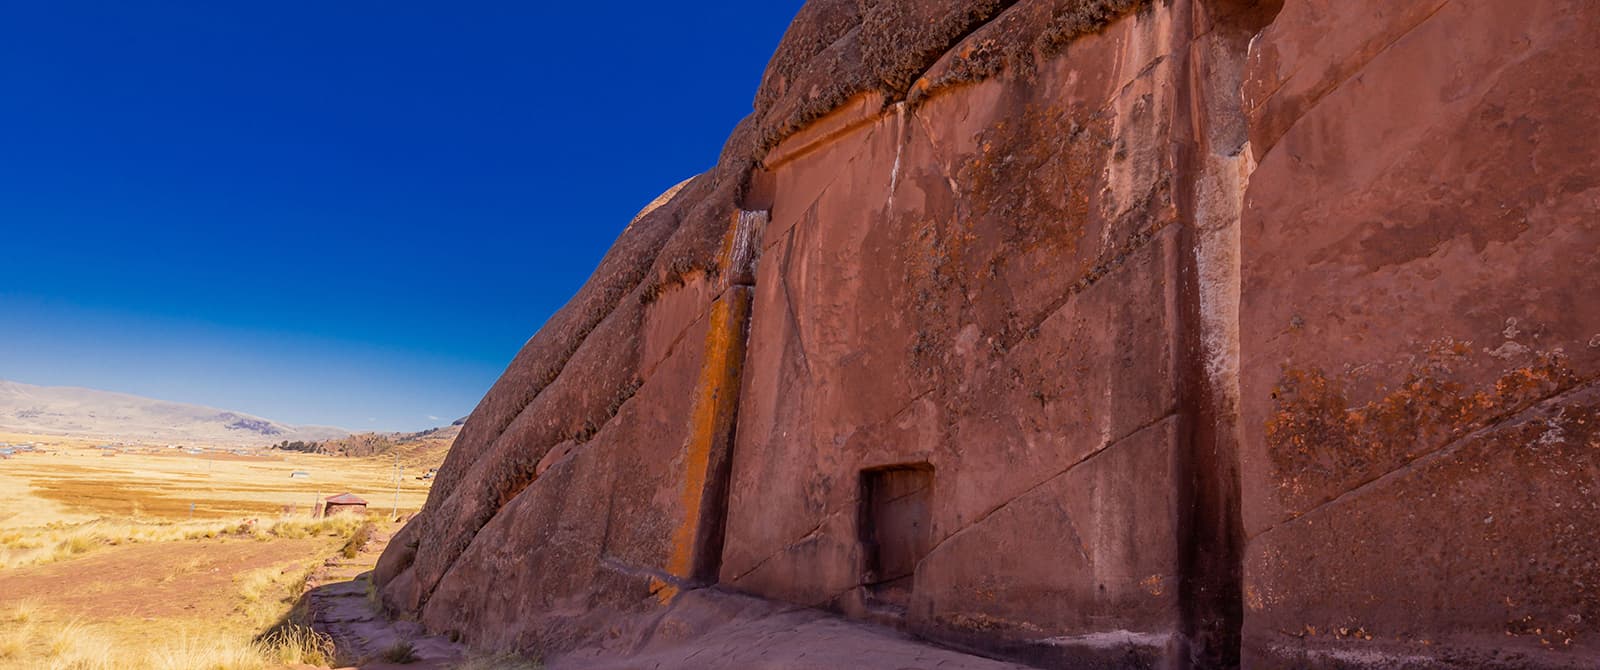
[0,2,805,432]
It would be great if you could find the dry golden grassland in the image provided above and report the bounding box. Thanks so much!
[0,431,434,526]
[0,432,443,669]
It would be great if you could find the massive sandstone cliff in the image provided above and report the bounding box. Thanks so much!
[375,1,1600,668]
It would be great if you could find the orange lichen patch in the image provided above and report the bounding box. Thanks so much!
[933,610,1050,635]
[653,290,752,604]
[1139,574,1166,596]
[1244,585,1265,612]
[1507,613,1581,647]
[1266,350,1581,510]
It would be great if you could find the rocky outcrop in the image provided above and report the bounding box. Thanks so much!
[376,1,1600,668]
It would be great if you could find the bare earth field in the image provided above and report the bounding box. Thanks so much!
[0,431,448,669]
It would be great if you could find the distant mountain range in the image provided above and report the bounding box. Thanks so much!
[0,378,350,446]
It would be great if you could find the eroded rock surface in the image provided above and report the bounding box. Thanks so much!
[377,1,1600,668]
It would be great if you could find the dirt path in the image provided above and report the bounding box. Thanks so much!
[297,524,1032,670]
[299,527,1032,670]
[300,525,466,669]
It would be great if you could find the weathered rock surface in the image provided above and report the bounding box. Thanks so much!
[377,1,1600,668]
[1236,1,1600,666]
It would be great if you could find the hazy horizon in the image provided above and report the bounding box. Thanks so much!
[1,3,804,432]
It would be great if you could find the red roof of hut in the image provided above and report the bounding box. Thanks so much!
[325,493,368,505]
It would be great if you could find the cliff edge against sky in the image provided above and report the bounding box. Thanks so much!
[375,1,1600,668]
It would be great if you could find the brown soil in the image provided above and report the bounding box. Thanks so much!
[0,536,328,620]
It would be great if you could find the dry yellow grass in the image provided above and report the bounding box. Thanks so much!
[255,625,336,667]
[143,633,270,670]
[0,432,434,526]
[43,621,115,670]
[0,514,370,570]
[0,529,351,670]
[0,623,31,661]
[0,601,41,660]
[0,619,337,670]
[0,431,438,670]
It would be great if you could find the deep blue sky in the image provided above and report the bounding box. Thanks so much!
[0,2,804,432]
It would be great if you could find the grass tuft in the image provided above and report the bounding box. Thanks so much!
[380,639,419,664]
[340,521,377,559]
[44,620,115,668]
[4,599,41,624]
[256,624,336,667]
[0,618,34,659]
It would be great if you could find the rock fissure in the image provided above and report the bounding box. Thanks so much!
[726,510,846,586]
[922,410,1179,563]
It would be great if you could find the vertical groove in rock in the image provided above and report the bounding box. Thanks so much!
[654,210,767,602]
[1172,0,1283,666]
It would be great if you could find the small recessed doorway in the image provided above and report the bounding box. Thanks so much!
[858,463,934,611]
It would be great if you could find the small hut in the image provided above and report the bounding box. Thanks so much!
[322,493,368,517]
[289,471,311,479]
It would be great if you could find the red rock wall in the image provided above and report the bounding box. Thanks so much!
[1237,0,1600,667]
[724,5,1196,665]
[375,1,1600,668]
